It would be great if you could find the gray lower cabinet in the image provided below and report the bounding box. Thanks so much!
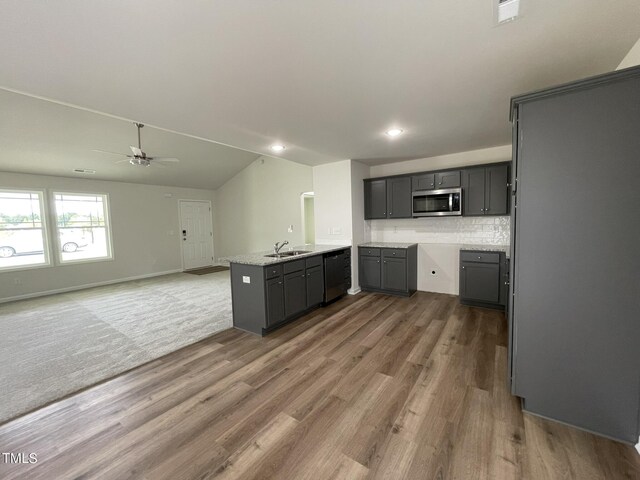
[459,250,508,309]
[265,277,285,326]
[360,254,381,288]
[231,249,348,336]
[461,164,510,216]
[359,245,417,296]
[305,265,324,307]
[284,271,307,317]
[381,257,408,291]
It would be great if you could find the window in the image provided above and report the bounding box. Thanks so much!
[0,190,50,270]
[53,192,112,263]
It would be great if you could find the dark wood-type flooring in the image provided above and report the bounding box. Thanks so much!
[1,291,638,479]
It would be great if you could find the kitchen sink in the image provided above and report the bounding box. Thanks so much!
[264,250,311,258]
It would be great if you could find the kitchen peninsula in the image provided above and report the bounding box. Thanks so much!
[225,245,351,335]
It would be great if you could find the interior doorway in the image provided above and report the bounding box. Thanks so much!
[301,192,315,245]
[178,200,214,270]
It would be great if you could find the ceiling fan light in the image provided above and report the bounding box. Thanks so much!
[270,144,286,152]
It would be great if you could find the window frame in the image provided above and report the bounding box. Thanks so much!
[51,190,114,266]
[0,188,52,272]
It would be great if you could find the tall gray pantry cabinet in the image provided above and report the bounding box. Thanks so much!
[509,66,640,444]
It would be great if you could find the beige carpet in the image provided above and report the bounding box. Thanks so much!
[0,271,232,424]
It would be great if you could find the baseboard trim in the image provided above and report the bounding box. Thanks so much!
[0,269,183,304]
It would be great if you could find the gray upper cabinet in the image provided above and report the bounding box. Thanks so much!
[265,277,285,326]
[305,265,324,307]
[411,173,435,191]
[381,257,407,292]
[435,170,461,189]
[462,168,486,215]
[462,164,509,216]
[484,165,509,215]
[387,177,412,218]
[364,179,387,219]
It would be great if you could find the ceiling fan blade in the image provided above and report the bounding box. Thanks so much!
[130,146,143,157]
[115,158,132,164]
[151,157,180,163]
[92,149,128,157]
[149,162,166,169]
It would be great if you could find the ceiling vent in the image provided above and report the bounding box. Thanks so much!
[496,0,520,24]
[73,168,96,174]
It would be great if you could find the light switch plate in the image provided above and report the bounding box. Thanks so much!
[242,276,251,284]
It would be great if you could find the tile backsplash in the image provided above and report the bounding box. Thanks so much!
[368,216,511,246]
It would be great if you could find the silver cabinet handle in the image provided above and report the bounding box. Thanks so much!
[462,266,465,269]
[478,256,482,259]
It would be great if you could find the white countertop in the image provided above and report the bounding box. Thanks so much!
[359,242,418,249]
[223,244,351,266]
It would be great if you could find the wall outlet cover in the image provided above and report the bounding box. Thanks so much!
[242,276,251,284]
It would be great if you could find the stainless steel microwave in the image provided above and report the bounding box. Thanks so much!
[412,188,462,217]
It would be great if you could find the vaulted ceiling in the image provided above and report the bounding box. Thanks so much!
[0,0,639,171]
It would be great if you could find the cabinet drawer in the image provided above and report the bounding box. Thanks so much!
[265,264,283,280]
[305,255,322,269]
[460,251,500,264]
[382,248,406,258]
[283,259,305,274]
[359,247,381,257]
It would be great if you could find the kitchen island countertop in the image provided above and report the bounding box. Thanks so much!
[222,244,351,267]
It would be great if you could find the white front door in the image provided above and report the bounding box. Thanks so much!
[179,200,213,270]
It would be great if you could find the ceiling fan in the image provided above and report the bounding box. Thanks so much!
[92,122,180,167]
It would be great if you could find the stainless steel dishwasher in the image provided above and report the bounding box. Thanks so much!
[323,250,349,303]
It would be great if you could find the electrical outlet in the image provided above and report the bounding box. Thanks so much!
[14,278,22,285]
[287,225,293,233]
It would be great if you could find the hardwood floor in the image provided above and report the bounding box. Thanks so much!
[0,291,638,479]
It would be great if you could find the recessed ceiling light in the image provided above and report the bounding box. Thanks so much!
[385,128,404,137]
[270,144,286,152]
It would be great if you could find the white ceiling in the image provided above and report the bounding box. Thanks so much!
[0,89,260,189]
[0,1,639,168]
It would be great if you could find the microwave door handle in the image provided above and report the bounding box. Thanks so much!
[449,194,453,212]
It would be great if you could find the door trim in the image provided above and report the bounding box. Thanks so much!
[177,199,215,271]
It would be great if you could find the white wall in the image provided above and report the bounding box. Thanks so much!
[313,160,354,246]
[0,172,215,302]
[350,161,371,291]
[213,156,313,259]
[369,145,511,178]
[618,37,640,70]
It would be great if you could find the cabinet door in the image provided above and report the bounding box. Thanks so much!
[364,179,388,219]
[381,257,407,292]
[484,164,509,216]
[265,277,285,326]
[435,170,461,189]
[306,265,324,307]
[460,262,500,303]
[284,271,307,317]
[360,255,381,289]
[387,177,412,218]
[462,167,486,215]
[411,173,435,191]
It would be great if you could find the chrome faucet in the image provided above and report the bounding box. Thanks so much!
[274,240,289,254]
